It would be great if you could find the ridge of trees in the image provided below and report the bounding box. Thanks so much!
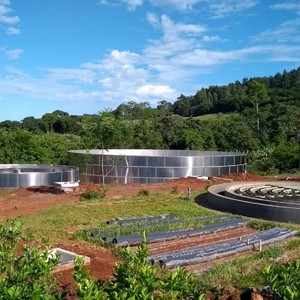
[0,67,299,174]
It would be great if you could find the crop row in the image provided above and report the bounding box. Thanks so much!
[149,227,297,268]
[92,217,247,246]
[82,214,228,240]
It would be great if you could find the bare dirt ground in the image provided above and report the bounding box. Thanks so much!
[1,173,299,299]
[146,226,257,256]
[0,172,268,219]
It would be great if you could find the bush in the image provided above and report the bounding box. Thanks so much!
[137,189,150,197]
[0,218,60,299]
[80,188,106,201]
[73,232,206,299]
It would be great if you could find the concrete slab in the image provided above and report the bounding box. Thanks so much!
[49,247,90,273]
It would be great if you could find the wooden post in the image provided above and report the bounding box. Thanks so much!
[259,240,262,252]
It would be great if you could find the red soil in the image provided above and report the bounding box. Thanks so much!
[1,173,298,299]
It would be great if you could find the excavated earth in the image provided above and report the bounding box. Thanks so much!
[1,173,299,299]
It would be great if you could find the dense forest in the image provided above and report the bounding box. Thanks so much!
[0,67,299,175]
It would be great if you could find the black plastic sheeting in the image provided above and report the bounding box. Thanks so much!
[148,227,297,268]
[93,218,247,246]
[90,215,228,239]
[106,214,179,225]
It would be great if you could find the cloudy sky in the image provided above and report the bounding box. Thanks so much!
[0,0,299,121]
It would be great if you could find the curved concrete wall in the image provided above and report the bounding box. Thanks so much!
[68,149,247,184]
[207,182,300,224]
[0,164,79,189]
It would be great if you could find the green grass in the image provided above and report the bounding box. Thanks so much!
[194,113,238,121]
[20,192,217,244]
[0,189,14,196]
[197,238,300,291]
[17,188,300,293]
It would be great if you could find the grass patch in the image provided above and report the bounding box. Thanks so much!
[194,113,238,121]
[197,237,300,292]
[20,192,217,244]
[0,189,14,196]
[248,218,300,233]
[77,214,228,242]
[197,245,285,290]
[16,188,300,293]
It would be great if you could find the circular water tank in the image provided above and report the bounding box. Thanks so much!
[0,164,79,189]
[68,149,247,184]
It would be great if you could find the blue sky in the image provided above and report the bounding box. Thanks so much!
[0,0,299,121]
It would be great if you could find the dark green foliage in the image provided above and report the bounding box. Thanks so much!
[80,188,106,201]
[0,68,299,175]
[137,189,150,196]
[0,218,60,299]
[73,232,205,299]
[0,128,83,165]
[248,219,280,231]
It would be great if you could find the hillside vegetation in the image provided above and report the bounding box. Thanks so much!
[0,67,299,175]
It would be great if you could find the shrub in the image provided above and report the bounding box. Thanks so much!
[0,218,60,299]
[171,186,178,194]
[73,232,206,299]
[137,189,150,197]
[80,188,106,201]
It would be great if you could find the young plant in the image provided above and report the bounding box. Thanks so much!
[0,218,60,299]
[72,232,206,299]
[80,188,106,201]
[263,259,300,300]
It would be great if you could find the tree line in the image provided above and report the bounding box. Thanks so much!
[0,67,299,174]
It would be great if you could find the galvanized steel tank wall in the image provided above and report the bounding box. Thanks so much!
[0,164,79,189]
[68,149,247,184]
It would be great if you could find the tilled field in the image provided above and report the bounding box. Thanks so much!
[147,226,257,256]
[1,174,300,299]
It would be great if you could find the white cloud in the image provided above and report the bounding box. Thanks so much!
[0,1,20,35]
[160,15,206,40]
[135,84,174,97]
[99,0,204,11]
[100,0,259,16]
[4,48,23,59]
[146,12,160,28]
[122,0,143,11]
[0,67,101,102]
[201,35,221,42]
[0,1,298,112]
[6,26,20,35]
[270,2,300,15]
[47,68,97,84]
[209,0,259,19]
[99,0,143,10]
[0,14,19,24]
[250,18,300,43]
[169,46,268,67]
[0,3,19,24]
[149,0,205,11]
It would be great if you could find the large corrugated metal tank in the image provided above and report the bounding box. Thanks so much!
[0,164,79,189]
[68,149,247,184]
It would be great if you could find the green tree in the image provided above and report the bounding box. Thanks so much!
[84,110,124,185]
[246,80,269,132]
[156,100,173,117]
[173,94,193,117]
